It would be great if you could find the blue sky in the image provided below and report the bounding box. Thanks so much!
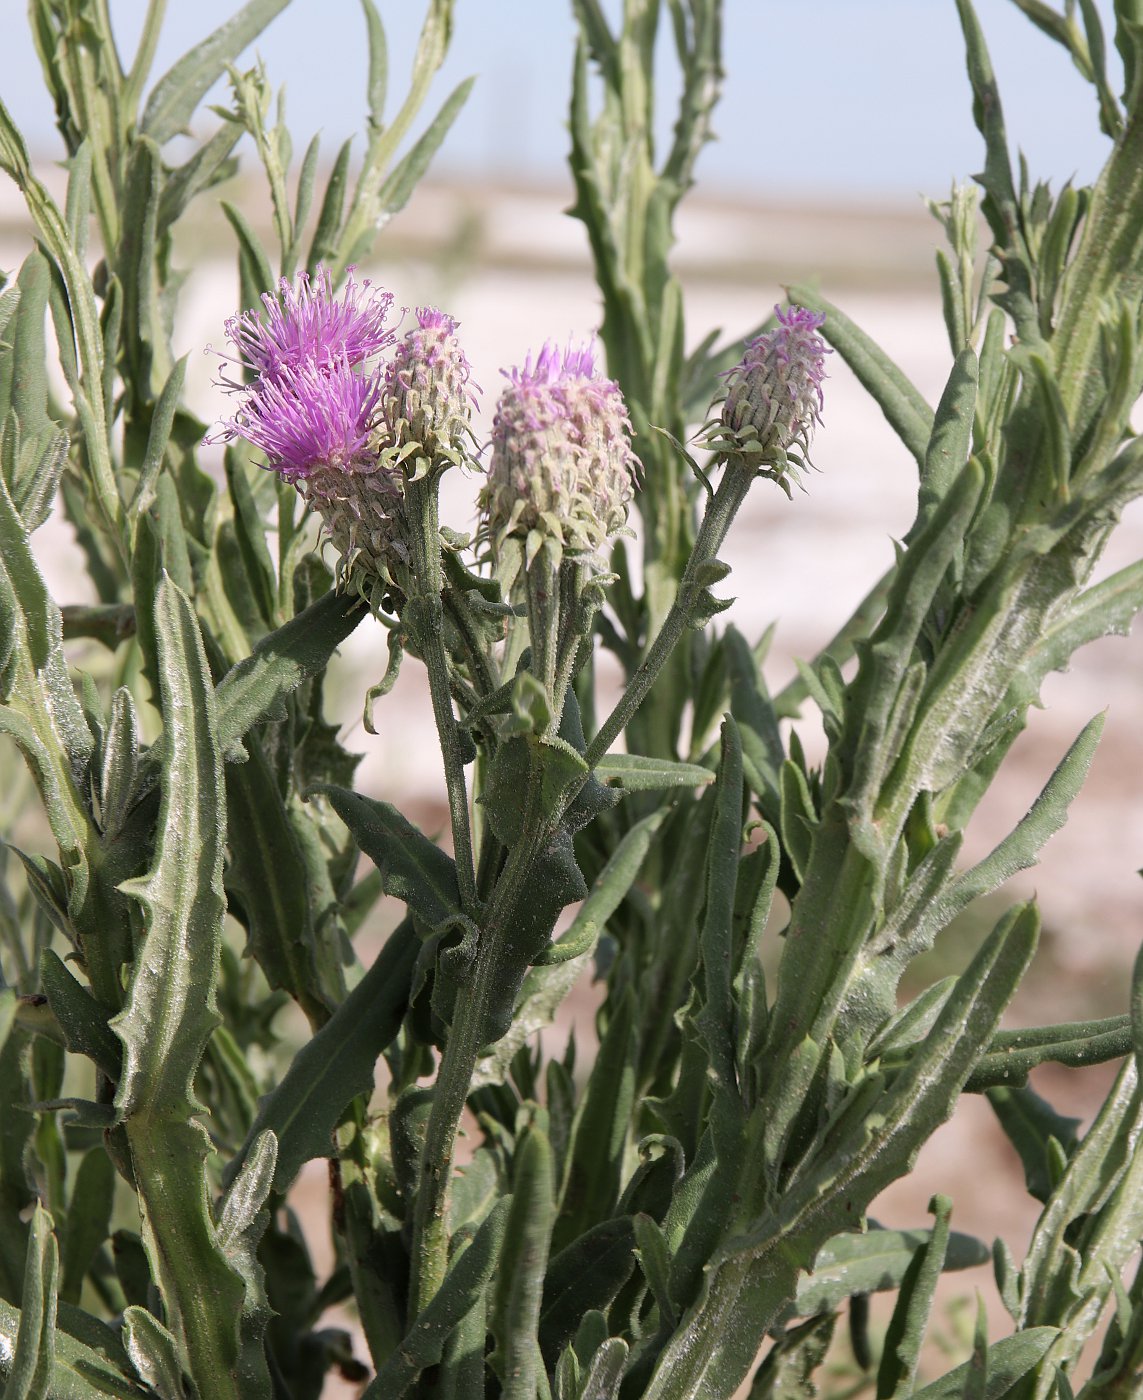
[3,1,1121,200]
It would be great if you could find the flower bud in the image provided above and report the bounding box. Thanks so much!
[383,307,479,470]
[705,305,829,476]
[484,341,637,563]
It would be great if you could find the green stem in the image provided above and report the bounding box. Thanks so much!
[585,462,752,768]
[408,770,549,1313]
[552,558,590,726]
[404,475,478,915]
[525,550,561,728]
[409,463,756,1314]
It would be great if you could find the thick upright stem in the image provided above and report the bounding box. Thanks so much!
[408,774,548,1313]
[404,474,478,914]
[409,462,756,1315]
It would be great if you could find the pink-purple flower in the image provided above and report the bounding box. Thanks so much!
[209,266,405,598]
[706,304,830,475]
[221,356,383,482]
[384,306,480,468]
[216,266,395,387]
[209,265,397,478]
[484,340,637,559]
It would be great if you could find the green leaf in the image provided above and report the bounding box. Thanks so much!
[363,1198,510,1399]
[695,717,746,1131]
[360,0,388,128]
[1019,1056,1143,1367]
[915,347,978,536]
[474,809,662,1092]
[123,1307,185,1400]
[876,1195,953,1398]
[142,0,293,145]
[60,1147,116,1305]
[111,577,246,1399]
[375,77,475,219]
[908,1329,1058,1399]
[212,589,365,756]
[787,284,934,468]
[593,753,715,791]
[534,810,664,966]
[941,714,1104,924]
[540,1216,636,1365]
[555,990,636,1251]
[0,466,95,847]
[307,137,352,270]
[226,735,329,1024]
[114,577,226,1119]
[0,1293,146,1397]
[220,200,276,304]
[129,357,188,522]
[579,1337,629,1398]
[491,1126,556,1395]
[216,1130,276,1398]
[314,784,460,926]
[230,918,418,1191]
[967,1013,1135,1091]
[7,1203,58,1400]
[792,1222,988,1318]
[839,461,984,846]
[778,759,816,885]
[633,1213,677,1331]
[645,904,1038,1400]
[116,137,170,398]
[39,949,121,1079]
[748,1313,836,1399]
[157,121,243,232]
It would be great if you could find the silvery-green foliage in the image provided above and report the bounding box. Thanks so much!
[0,1,1142,1398]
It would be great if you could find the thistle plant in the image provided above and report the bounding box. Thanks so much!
[3,2,1143,1399]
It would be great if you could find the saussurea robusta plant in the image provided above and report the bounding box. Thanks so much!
[2,1,1143,1396]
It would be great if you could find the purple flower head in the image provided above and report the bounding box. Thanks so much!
[383,305,480,467]
[708,304,830,476]
[215,266,396,387]
[215,355,382,482]
[485,338,637,558]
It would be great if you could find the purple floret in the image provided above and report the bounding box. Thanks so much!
[215,266,396,389]
[218,356,382,481]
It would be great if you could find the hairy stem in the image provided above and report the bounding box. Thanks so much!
[404,474,478,914]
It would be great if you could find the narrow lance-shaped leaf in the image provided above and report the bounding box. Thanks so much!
[362,1198,511,1399]
[875,1195,953,1398]
[492,1126,557,1399]
[141,0,293,144]
[228,918,418,1191]
[7,1203,58,1400]
[643,904,1038,1400]
[908,1329,1058,1400]
[211,588,366,755]
[314,783,461,927]
[791,1222,988,1318]
[112,576,247,1400]
[695,716,745,1126]
[0,1292,147,1398]
[787,283,934,469]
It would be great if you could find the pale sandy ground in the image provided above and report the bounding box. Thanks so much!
[4,175,1141,1392]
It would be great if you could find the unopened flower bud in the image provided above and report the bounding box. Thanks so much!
[704,305,830,476]
[484,341,637,563]
[383,307,479,471]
